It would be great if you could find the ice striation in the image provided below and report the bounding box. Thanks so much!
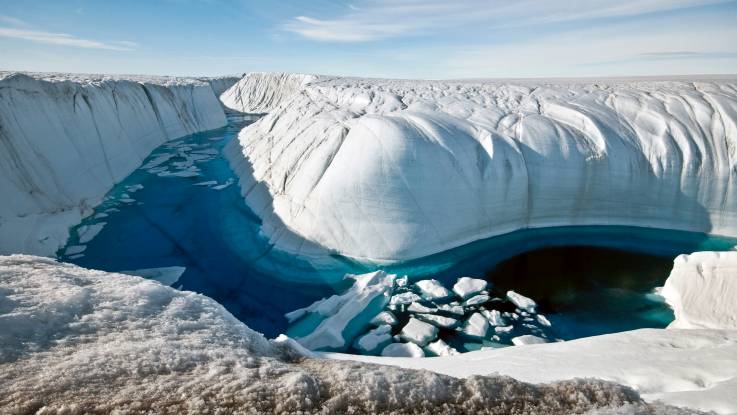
[224,73,737,263]
[0,72,230,256]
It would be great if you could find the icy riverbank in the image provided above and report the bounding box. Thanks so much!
[0,255,671,414]
[225,73,737,263]
[0,72,235,256]
[1,251,735,413]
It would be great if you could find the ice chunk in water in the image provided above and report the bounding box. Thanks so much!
[462,312,490,339]
[507,291,537,313]
[414,279,452,301]
[121,266,186,286]
[453,277,488,299]
[381,342,425,358]
[399,318,438,346]
[353,325,392,355]
[512,334,549,346]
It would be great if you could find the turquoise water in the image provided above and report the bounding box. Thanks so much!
[60,114,737,341]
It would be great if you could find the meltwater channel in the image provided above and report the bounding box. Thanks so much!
[59,114,737,345]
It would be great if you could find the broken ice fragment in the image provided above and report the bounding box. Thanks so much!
[453,277,488,299]
[414,279,452,301]
[512,335,548,346]
[507,291,537,313]
[399,318,438,346]
[381,342,425,358]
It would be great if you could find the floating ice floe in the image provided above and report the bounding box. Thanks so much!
[381,342,425,358]
[416,313,460,329]
[462,312,491,339]
[121,266,186,286]
[287,270,396,351]
[77,222,106,244]
[414,279,452,301]
[512,335,549,346]
[507,291,537,313]
[353,325,392,355]
[424,339,459,357]
[399,318,438,346]
[369,311,398,326]
[453,277,488,299]
[64,245,86,256]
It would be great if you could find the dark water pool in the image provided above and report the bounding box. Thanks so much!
[60,114,737,341]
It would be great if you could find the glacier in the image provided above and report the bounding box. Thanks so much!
[0,72,236,257]
[224,73,737,263]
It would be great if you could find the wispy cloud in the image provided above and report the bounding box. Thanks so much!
[0,17,137,51]
[284,0,732,42]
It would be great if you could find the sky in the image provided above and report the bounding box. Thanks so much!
[1,0,736,79]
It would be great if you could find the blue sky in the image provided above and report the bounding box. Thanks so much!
[1,0,736,78]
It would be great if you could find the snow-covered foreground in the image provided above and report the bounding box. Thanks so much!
[0,255,682,415]
[225,74,737,263]
[0,72,237,257]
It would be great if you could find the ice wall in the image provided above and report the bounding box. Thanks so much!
[663,250,737,329]
[220,72,316,113]
[225,75,737,263]
[0,72,227,256]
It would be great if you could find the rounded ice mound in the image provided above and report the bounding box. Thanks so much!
[226,76,737,263]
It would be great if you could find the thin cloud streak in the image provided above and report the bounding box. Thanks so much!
[284,0,733,42]
[0,26,137,51]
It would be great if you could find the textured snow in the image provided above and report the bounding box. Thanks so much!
[0,255,711,413]
[225,73,737,263]
[662,251,737,329]
[0,72,228,256]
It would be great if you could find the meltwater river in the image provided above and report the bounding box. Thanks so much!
[60,114,737,344]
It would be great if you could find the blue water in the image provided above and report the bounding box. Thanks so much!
[60,114,737,341]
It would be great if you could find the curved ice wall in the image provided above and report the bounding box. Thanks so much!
[221,72,316,114]
[0,72,230,256]
[225,74,737,263]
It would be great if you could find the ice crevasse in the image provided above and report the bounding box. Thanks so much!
[0,72,235,256]
[224,74,737,263]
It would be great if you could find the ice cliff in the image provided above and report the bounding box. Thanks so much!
[225,74,737,263]
[0,72,231,256]
[0,254,702,414]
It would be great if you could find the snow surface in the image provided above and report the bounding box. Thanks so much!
[662,251,737,329]
[1,255,660,414]
[225,73,737,263]
[0,72,229,256]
